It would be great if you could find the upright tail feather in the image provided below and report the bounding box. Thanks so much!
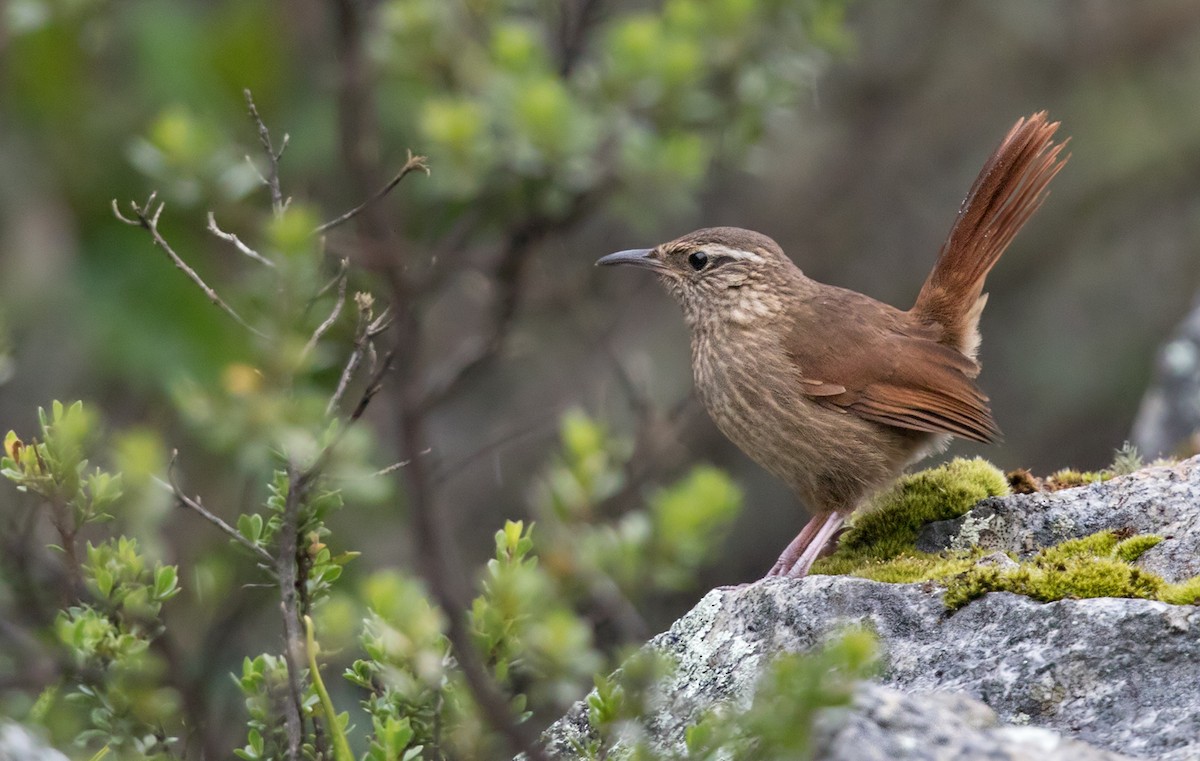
[912,112,1069,354]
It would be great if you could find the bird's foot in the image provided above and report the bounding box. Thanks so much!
[765,513,845,579]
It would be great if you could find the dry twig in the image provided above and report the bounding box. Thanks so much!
[244,89,289,217]
[163,451,274,566]
[206,212,276,268]
[112,194,266,338]
[301,259,350,362]
[314,150,429,235]
[327,294,391,417]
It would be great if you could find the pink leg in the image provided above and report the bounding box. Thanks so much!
[765,514,827,578]
[783,513,845,579]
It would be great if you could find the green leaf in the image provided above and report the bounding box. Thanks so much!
[154,565,179,600]
[238,513,264,543]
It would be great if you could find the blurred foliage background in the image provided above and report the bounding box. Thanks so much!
[2,0,1200,757]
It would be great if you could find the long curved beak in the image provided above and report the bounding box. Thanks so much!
[595,248,661,270]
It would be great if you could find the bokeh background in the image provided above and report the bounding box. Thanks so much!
[3,0,1200,751]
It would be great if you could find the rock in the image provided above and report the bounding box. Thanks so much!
[0,723,69,761]
[814,684,1133,761]
[1131,297,1200,458]
[916,457,1200,583]
[543,457,1200,760]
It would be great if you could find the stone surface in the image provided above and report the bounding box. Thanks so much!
[813,684,1132,761]
[543,457,1200,760]
[1131,297,1200,459]
[0,723,69,761]
[916,456,1200,583]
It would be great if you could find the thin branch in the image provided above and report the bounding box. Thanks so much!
[372,450,431,477]
[244,89,288,217]
[431,415,559,488]
[163,452,274,565]
[113,195,266,338]
[305,348,395,484]
[345,347,393,426]
[206,212,276,268]
[419,180,614,410]
[313,150,430,235]
[301,259,349,362]
[327,294,390,417]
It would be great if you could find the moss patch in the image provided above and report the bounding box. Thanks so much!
[810,457,1009,578]
[942,531,1164,610]
[808,457,1200,611]
[1161,577,1200,606]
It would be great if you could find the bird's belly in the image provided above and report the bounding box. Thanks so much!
[692,339,925,514]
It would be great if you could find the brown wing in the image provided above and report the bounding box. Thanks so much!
[785,287,1000,443]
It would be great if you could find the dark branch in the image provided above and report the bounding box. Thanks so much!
[420,182,611,409]
[394,392,552,761]
[328,0,550,753]
[276,466,307,761]
[558,0,605,76]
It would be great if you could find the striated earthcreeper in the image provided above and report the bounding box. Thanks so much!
[598,113,1069,578]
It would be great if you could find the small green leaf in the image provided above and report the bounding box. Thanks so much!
[154,565,179,600]
[238,513,264,543]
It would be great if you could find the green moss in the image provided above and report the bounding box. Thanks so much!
[838,552,979,584]
[806,458,1200,612]
[810,457,1008,579]
[942,530,1167,611]
[1162,577,1200,606]
[1044,468,1111,491]
[1114,534,1164,562]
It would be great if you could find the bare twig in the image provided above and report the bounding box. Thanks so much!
[206,212,276,268]
[431,415,559,488]
[327,293,391,417]
[345,347,393,426]
[372,449,431,477]
[244,89,288,217]
[301,259,349,362]
[113,195,266,338]
[421,178,614,410]
[314,150,430,235]
[163,452,274,566]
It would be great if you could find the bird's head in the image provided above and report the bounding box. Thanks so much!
[597,227,802,328]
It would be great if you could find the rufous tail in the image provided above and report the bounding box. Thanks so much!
[912,112,1069,354]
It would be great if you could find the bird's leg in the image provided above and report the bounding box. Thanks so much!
[782,513,845,579]
[764,514,827,577]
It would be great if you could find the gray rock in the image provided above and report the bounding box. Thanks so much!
[543,456,1200,760]
[1131,297,1200,459]
[0,723,69,761]
[916,456,1200,583]
[814,684,1133,761]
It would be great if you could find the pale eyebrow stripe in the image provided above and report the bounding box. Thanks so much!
[703,244,763,262]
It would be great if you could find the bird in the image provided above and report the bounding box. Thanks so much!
[597,112,1069,578]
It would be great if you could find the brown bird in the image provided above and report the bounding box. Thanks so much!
[597,112,1069,578]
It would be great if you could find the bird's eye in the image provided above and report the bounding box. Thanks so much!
[687,251,709,271]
